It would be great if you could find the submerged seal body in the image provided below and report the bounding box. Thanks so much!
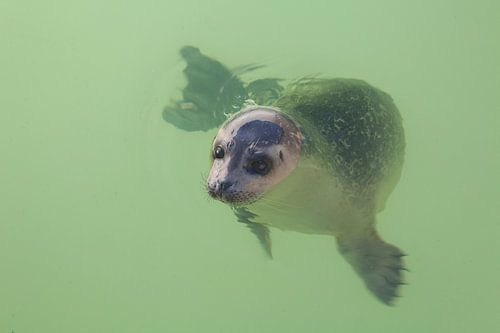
[207,78,406,305]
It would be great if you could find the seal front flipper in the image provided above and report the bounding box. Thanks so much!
[163,46,247,131]
[233,207,272,258]
[337,227,407,305]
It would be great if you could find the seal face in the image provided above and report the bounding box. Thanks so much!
[207,106,302,205]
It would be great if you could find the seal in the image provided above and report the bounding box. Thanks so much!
[206,79,406,305]
[163,47,407,305]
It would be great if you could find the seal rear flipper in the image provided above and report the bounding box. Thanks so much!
[163,103,223,132]
[233,207,272,258]
[246,78,285,105]
[337,228,407,305]
[163,46,248,131]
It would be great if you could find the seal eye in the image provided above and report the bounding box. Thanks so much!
[213,146,225,159]
[251,159,270,175]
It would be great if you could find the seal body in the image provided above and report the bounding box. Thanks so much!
[207,78,406,305]
[246,157,349,235]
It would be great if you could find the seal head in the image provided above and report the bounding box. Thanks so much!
[207,106,302,205]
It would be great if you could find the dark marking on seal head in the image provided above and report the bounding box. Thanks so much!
[227,120,284,173]
[235,120,283,146]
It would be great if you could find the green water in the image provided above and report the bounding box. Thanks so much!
[1,0,499,332]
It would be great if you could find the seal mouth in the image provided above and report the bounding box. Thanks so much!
[207,186,260,206]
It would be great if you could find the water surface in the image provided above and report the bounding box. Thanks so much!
[1,1,499,332]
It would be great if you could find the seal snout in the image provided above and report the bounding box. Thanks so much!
[207,180,234,200]
[207,179,257,205]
